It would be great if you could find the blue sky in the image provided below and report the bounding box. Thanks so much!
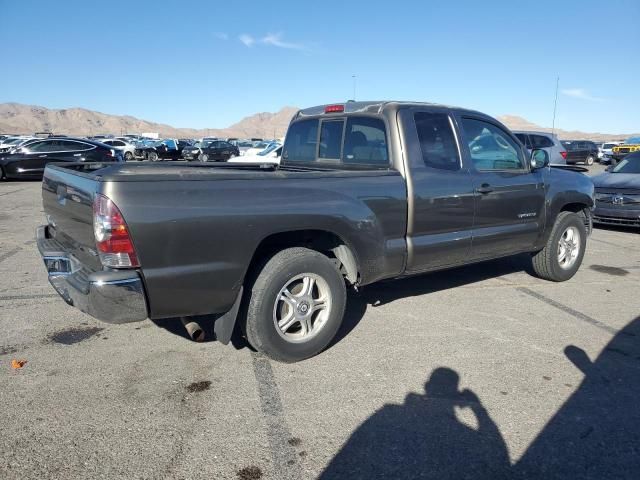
[1,0,638,133]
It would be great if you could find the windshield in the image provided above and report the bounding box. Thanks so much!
[624,137,640,144]
[612,154,640,174]
[602,143,617,149]
[257,143,280,156]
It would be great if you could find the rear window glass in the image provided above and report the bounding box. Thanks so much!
[343,117,388,165]
[530,134,553,148]
[283,116,389,167]
[319,120,344,159]
[282,119,319,162]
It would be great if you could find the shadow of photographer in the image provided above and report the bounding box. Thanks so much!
[319,367,511,479]
[320,316,640,479]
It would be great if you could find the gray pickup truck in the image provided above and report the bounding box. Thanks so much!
[37,101,594,362]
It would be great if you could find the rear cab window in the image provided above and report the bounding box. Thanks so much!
[282,115,389,168]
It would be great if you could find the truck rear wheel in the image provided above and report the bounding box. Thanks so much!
[531,211,586,282]
[244,247,346,363]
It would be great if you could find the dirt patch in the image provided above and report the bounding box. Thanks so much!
[0,345,19,356]
[185,380,212,393]
[590,265,629,276]
[47,326,104,345]
[237,466,262,480]
[288,437,302,447]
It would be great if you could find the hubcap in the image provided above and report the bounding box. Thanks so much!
[557,226,580,269]
[273,273,331,343]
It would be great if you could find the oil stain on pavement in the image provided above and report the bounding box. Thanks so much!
[47,326,104,345]
[590,264,629,276]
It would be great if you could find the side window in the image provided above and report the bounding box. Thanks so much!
[530,135,553,148]
[343,117,388,166]
[26,141,50,152]
[414,112,460,171]
[462,118,525,171]
[319,120,344,160]
[61,140,92,151]
[514,133,531,148]
[282,119,319,163]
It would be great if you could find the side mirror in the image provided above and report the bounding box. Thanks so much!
[530,149,549,170]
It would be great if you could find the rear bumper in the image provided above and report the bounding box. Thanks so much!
[36,225,148,323]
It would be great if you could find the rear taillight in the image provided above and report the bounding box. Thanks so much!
[93,194,139,268]
[561,151,567,159]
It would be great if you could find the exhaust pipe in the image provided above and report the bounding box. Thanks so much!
[181,317,205,342]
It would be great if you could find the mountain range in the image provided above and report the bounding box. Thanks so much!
[0,102,636,142]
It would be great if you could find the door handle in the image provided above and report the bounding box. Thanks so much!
[476,184,493,194]
[39,155,47,158]
[73,153,82,157]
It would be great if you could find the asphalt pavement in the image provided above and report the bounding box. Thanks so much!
[1,164,639,479]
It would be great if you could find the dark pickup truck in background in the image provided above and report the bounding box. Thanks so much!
[37,101,595,362]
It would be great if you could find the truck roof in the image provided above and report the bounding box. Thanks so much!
[294,101,488,120]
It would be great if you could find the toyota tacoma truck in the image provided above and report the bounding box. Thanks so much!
[37,101,594,363]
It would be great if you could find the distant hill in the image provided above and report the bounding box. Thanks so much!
[0,103,298,139]
[497,115,635,142]
[0,103,636,142]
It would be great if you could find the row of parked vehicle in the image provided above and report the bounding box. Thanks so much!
[511,132,639,167]
[0,133,283,180]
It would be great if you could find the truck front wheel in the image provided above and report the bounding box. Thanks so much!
[531,211,587,282]
[244,247,346,363]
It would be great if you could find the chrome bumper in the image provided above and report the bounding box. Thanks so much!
[36,225,148,324]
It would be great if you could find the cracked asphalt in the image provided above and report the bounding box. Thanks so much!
[1,165,639,479]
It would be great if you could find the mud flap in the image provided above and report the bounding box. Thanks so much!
[214,287,243,345]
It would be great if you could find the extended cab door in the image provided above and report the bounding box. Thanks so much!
[399,108,475,272]
[457,115,546,259]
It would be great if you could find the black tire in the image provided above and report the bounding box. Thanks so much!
[531,211,587,282]
[199,153,209,162]
[585,155,594,166]
[124,151,133,161]
[148,152,158,162]
[244,247,347,363]
[0,166,5,180]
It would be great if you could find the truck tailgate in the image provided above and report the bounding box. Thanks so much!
[42,164,102,271]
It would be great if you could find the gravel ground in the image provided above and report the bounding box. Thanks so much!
[1,164,639,479]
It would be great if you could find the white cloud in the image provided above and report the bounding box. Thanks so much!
[214,32,228,40]
[261,32,305,50]
[561,88,604,102]
[239,34,255,47]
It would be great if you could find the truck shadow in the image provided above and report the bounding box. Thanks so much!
[320,315,640,479]
[154,254,533,351]
[330,253,533,348]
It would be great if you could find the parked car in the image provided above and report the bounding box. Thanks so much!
[512,131,567,165]
[597,141,622,164]
[102,139,136,161]
[36,101,594,363]
[181,140,239,161]
[0,137,120,180]
[133,139,190,161]
[611,137,640,166]
[242,141,278,157]
[592,151,640,228]
[561,140,599,166]
[228,143,282,164]
[0,136,35,153]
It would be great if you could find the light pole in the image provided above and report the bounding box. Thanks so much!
[352,75,357,101]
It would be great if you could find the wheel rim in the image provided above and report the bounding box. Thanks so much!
[125,152,133,161]
[586,156,593,165]
[557,226,581,270]
[273,273,332,343]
